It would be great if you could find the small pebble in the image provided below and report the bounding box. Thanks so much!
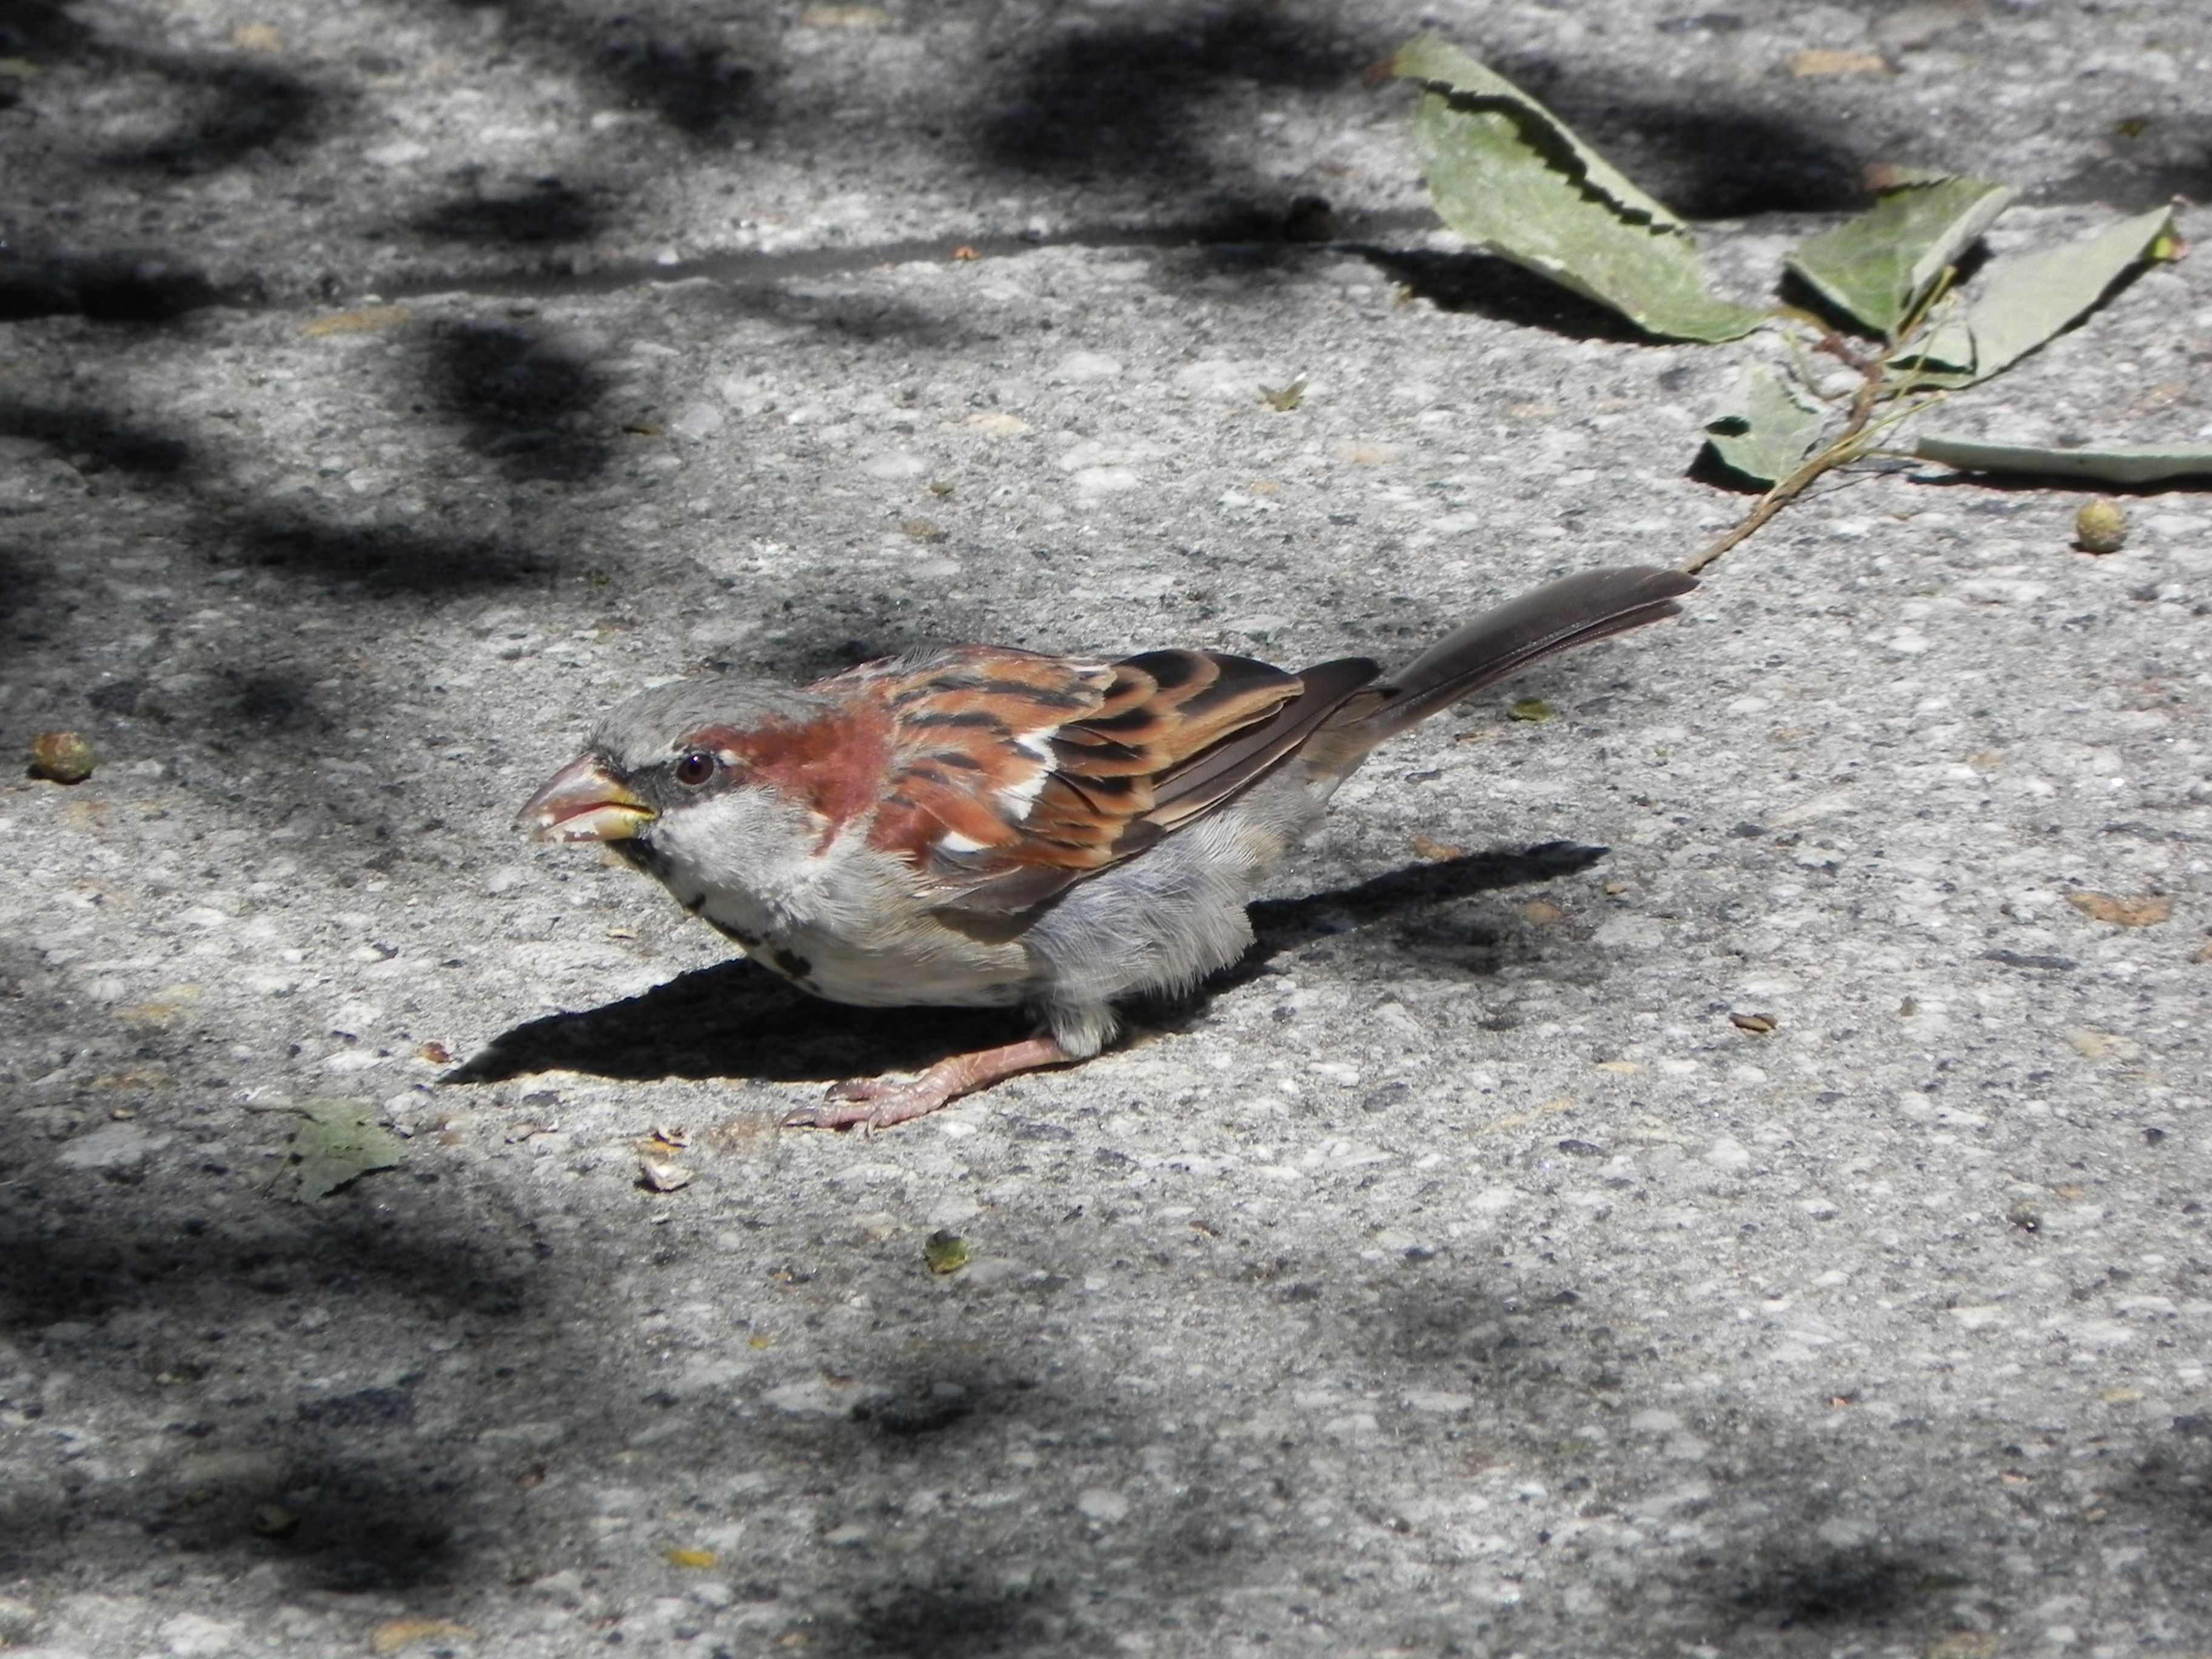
[30,729,96,783]
[2074,498,2128,554]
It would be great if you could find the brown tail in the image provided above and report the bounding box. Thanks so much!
[1303,566,1696,773]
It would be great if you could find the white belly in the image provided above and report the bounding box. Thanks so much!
[689,887,1033,1010]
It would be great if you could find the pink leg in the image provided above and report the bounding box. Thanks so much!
[783,1036,1076,1131]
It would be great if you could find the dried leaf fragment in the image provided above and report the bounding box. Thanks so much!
[2066,891,2171,927]
[1520,900,1563,925]
[1409,834,1464,862]
[950,244,980,261]
[417,1041,453,1065]
[1788,49,1891,76]
[1392,36,1761,342]
[1783,170,2013,338]
[1914,434,2212,486]
[666,1546,719,1568]
[638,1160,692,1193]
[30,729,96,783]
[1704,364,1825,486]
[372,1620,477,1655]
[923,1230,971,1275]
[289,1098,406,1201]
[1909,204,2177,385]
[301,306,411,338]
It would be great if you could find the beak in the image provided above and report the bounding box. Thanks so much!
[517,755,655,843]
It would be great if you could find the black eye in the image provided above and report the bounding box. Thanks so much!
[673,750,716,787]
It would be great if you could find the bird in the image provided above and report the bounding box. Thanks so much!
[518,565,1695,1129]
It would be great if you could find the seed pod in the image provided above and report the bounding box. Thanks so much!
[2074,498,2128,555]
[30,729,96,783]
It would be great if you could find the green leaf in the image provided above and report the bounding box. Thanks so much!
[1393,36,1765,343]
[1908,204,2176,384]
[289,1096,406,1201]
[1913,434,2212,486]
[1703,365,1826,486]
[1784,172,2014,338]
[1507,697,1555,723]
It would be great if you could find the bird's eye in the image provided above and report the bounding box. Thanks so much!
[674,750,716,787]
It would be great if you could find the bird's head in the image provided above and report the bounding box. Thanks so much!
[516,676,834,853]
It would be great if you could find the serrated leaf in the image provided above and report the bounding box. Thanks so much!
[1393,36,1764,343]
[290,1096,406,1201]
[1912,434,2212,486]
[1908,204,2176,384]
[1785,172,2014,338]
[1703,365,1826,485]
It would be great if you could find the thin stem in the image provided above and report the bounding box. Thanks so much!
[1681,386,1940,577]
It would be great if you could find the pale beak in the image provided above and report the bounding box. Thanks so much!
[517,755,656,843]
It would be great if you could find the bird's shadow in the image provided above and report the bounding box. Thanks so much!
[446,842,1607,1090]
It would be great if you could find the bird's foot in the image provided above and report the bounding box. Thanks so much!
[781,1035,1075,1131]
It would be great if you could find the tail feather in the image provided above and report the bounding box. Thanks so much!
[1304,566,1695,771]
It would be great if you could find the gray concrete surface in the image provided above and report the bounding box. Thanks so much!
[3,0,2211,1654]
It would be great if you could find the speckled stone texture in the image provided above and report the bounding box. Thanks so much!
[2,1,2210,1655]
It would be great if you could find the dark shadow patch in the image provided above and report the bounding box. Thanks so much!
[2047,144,2212,212]
[1480,54,1863,218]
[0,0,92,60]
[1686,435,1773,497]
[848,1577,1065,1657]
[226,517,556,594]
[102,56,327,176]
[1228,840,1610,982]
[1355,246,1651,342]
[421,320,612,481]
[0,403,190,474]
[589,18,763,138]
[0,251,220,323]
[415,180,602,246]
[0,1222,534,1335]
[138,1452,459,1592]
[455,844,1607,1090]
[0,544,45,632]
[1722,1548,1949,1631]
[450,958,1031,1089]
[976,5,1375,186]
[218,668,334,734]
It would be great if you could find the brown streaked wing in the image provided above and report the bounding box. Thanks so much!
[868,648,1117,867]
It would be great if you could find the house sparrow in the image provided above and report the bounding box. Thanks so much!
[520,565,1694,1128]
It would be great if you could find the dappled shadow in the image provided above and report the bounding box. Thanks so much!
[0,402,191,474]
[222,514,562,592]
[2051,141,2212,210]
[976,3,1378,186]
[1478,52,1865,218]
[99,54,330,176]
[415,180,603,247]
[420,319,615,481]
[0,251,221,323]
[454,842,1610,1091]
[1717,1547,1958,1635]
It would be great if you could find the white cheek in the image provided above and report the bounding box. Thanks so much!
[655,792,816,899]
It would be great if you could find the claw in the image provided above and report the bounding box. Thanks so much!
[779,1036,1078,1133]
